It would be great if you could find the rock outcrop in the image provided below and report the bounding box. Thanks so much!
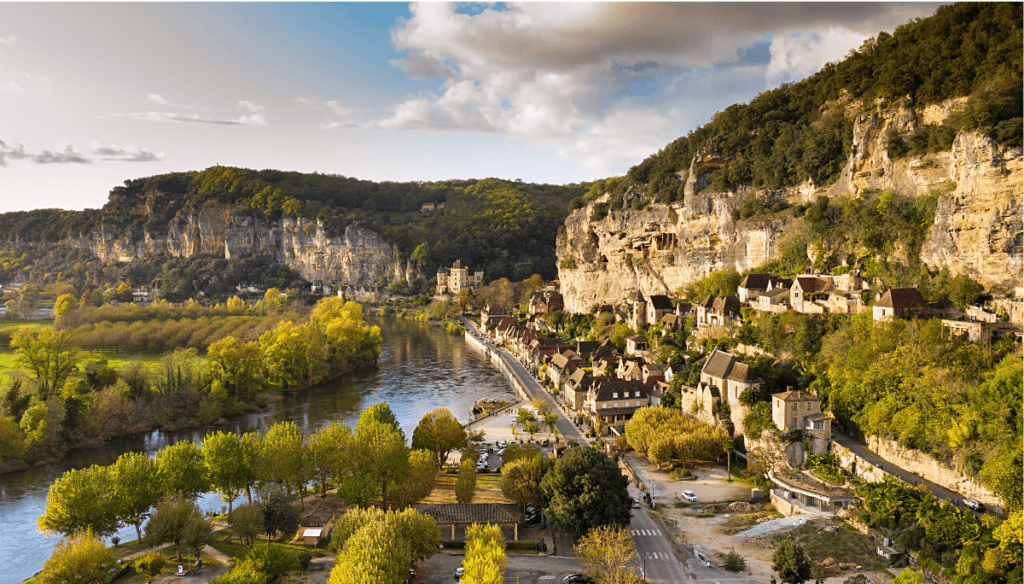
[557,98,1022,312]
[80,198,413,287]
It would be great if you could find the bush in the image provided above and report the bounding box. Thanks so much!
[236,544,296,577]
[722,550,745,572]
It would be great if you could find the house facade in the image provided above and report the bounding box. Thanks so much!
[436,260,484,296]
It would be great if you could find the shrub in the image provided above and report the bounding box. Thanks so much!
[722,550,745,572]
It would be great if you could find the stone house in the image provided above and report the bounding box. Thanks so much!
[616,356,645,380]
[696,295,741,328]
[481,304,508,328]
[564,369,595,411]
[584,378,648,434]
[628,290,647,329]
[529,290,564,315]
[790,276,832,313]
[646,294,675,326]
[625,335,649,354]
[738,274,792,303]
[695,349,760,435]
[771,389,831,460]
[872,288,928,321]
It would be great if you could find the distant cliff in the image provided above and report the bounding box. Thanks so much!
[557,97,1022,313]
[86,198,415,287]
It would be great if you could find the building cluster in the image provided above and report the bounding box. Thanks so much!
[436,260,484,296]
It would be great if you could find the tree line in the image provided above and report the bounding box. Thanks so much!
[0,297,382,468]
[572,2,1021,211]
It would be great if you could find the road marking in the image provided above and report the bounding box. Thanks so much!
[538,577,555,580]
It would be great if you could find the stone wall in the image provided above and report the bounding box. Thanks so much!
[831,441,889,484]
[866,436,1001,512]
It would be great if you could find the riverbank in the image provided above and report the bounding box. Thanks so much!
[0,316,518,584]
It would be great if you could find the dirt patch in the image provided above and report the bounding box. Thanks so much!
[420,473,512,505]
[768,523,889,575]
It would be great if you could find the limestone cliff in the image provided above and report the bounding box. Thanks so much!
[557,98,1023,313]
[83,198,414,287]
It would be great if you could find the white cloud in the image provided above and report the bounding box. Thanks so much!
[765,28,868,85]
[5,81,23,93]
[89,141,166,162]
[375,2,939,173]
[148,93,193,109]
[0,139,164,165]
[33,144,91,164]
[0,35,15,45]
[119,98,267,126]
[295,97,356,128]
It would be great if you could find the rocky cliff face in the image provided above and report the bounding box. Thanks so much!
[557,98,1023,312]
[83,199,414,287]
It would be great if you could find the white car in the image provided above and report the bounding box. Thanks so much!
[497,440,507,448]
[682,490,697,502]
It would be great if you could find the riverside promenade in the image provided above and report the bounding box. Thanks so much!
[459,317,587,443]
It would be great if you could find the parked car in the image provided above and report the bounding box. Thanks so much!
[682,490,697,502]
[541,439,550,446]
[964,499,985,511]
[497,440,507,449]
[455,567,465,581]
[632,498,640,508]
[564,575,594,584]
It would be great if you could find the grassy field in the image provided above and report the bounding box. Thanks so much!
[421,472,512,505]
[0,319,54,331]
[770,522,888,570]
[0,349,197,389]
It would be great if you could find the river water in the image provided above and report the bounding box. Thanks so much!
[0,317,517,583]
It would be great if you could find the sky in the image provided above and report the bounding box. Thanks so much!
[0,2,944,213]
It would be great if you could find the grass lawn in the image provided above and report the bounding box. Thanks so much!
[0,319,54,331]
[770,522,889,570]
[420,472,512,505]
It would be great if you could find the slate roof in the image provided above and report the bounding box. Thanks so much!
[300,501,340,527]
[592,378,645,401]
[711,296,741,313]
[727,362,753,382]
[565,368,594,392]
[702,348,735,379]
[794,277,830,293]
[805,413,830,421]
[700,294,716,308]
[739,273,774,290]
[761,287,791,300]
[414,504,522,525]
[649,295,674,310]
[876,288,927,309]
[772,389,819,402]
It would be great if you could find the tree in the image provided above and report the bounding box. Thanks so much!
[229,504,263,549]
[772,538,812,584]
[540,447,631,537]
[236,543,296,577]
[305,421,353,497]
[544,412,559,436]
[463,523,507,584]
[500,454,551,508]
[456,458,477,503]
[532,399,549,416]
[11,328,81,399]
[203,431,248,513]
[256,485,300,542]
[38,464,119,537]
[390,508,440,562]
[411,407,468,468]
[723,437,736,480]
[146,493,206,560]
[524,420,540,441]
[207,336,263,401]
[391,449,438,510]
[260,421,307,504]
[212,557,268,584]
[355,419,409,505]
[575,525,640,584]
[38,528,117,584]
[134,551,167,584]
[329,519,411,584]
[155,440,209,500]
[502,443,541,465]
[110,451,162,541]
[53,294,77,318]
[356,402,405,442]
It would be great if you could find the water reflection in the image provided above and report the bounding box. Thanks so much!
[0,317,515,583]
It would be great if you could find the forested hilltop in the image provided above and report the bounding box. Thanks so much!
[570,2,1021,210]
[0,170,587,299]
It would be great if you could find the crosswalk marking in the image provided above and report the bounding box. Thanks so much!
[538,577,556,580]
[630,529,664,536]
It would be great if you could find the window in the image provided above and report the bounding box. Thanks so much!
[612,392,618,399]
[814,421,823,430]
[602,403,607,409]
[635,391,640,397]
[613,402,618,408]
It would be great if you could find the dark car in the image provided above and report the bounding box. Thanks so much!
[564,575,594,584]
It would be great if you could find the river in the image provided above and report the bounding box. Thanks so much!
[0,317,517,583]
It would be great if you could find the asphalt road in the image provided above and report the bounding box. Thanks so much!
[628,505,689,584]
[460,317,587,444]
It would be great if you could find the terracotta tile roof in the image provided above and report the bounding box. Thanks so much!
[414,503,522,525]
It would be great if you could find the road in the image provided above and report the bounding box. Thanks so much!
[628,504,689,584]
[460,317,587,443]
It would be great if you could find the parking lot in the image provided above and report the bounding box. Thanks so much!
[415,551,584,584]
